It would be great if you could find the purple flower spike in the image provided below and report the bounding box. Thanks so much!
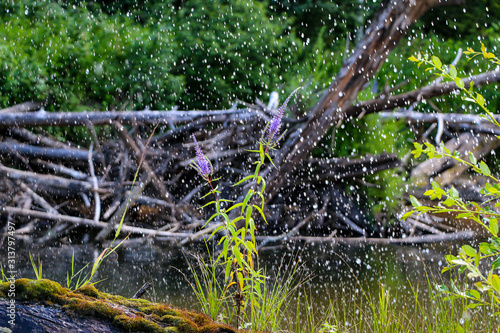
[191,134,213,181]
[266,87,301,145]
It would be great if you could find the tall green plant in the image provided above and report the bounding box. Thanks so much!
[189,88,300,328]
[405,44,500,315]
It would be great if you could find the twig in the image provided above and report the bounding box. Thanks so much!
[113,121,173,203]
[19,182,58,214]
[255,230,475,245]
[88,144,101,223]
[94,172,151,241]
[34,159,88,180]
[1,206,189,239]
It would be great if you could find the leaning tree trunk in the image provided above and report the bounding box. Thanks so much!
[265,0,465,200]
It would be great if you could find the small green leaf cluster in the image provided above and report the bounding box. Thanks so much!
[406,45,500,312]
[409,46,500,129]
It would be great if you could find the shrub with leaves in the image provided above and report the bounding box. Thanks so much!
[405,45,500,311]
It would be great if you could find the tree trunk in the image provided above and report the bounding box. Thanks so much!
[265,0,465,200]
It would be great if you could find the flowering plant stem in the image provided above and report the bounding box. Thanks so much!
[190,88,300,329]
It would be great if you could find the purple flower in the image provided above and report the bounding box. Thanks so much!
[265,87,301,145]
[191,134,213,181]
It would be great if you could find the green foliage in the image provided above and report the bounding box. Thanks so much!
[29,252,43,280]
[0,0,303,111]
[327,115,410,221]
[267,0,382,46]
[406,46,500,313]
[172,0,302,109]
[0,0,183,111]
[183,249,235,323]
[189,90,304,329]
[193,138,274,327]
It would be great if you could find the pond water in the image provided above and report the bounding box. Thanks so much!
[3,238,468,315]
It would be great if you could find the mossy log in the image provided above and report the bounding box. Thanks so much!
[0,279,236,333]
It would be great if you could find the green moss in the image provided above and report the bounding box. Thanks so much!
[13,279,66,302]
[5,279,236,333]
[115,314,167,332]
[64,298,123,319]
[140,304,179,317]
[74,284,100,298]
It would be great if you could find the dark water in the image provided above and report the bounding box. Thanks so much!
[1,238,466,313]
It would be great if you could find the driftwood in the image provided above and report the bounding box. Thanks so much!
[0,300,124,333]
[308,153,401,181]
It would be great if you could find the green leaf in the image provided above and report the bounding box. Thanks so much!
[449,65,457,79]
[479,242,493,255]
[401,210,414,220]
[468,289,481,300]
[224,258,232,282]
[462,245,477,257]
[432,56,442,69]
[455,77,465,89]
[201,200,216,208]
[442,197,455,207]
[491,274,500,292]
[226,202,244,213]
[490,218,499,236]
[209,225,226,240]
[259,142,265,162]
[233,175,254,186]
[448,187,459,199]
[480,161,491,176]
[469,153,477,165]
[258,177,266,195]
[242,191,254,214]
[203,213,219,227]
[265,153,276,168]
[410,195,421,208]
[492,257,500,270]
[253,204,268,224]
[245,207,254,229]
[408,56,418,62]
[476,93,485,106]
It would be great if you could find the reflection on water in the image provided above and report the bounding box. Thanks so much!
[1,239,468,314]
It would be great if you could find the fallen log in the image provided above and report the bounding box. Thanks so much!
[0,164,109,195]
[1,206,189,239]
[378,110,500,126]
[256,230,475,245]
[0,279,236,333]
[0,101,41,114]
[308,153,401,181]
[0,109,257,128]
[0,142,102,162]
[347,70,500,117]
[264,0,465,200]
